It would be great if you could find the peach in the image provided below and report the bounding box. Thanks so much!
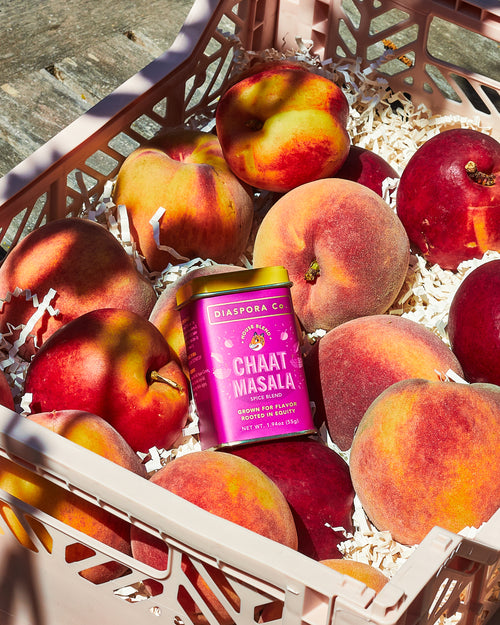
[150,263,241,377]
[252,178,410,333]
[112,128,254,273]
[215,65,350,193]
[304,315,464,450]
[259,558,388,623]
[131,450,297,624]
[349,378,500,545]
[0,218,157,358]
[24,308,190,453]
[0,410,147,584]
[319,559,389,593]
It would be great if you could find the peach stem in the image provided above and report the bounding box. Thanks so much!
[305,259,321,282]
[150,370,182,391]
[465,161,496,186]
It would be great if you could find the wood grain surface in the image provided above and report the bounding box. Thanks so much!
[0,0,193,176]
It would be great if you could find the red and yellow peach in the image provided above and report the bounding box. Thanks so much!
[112,128,254,273]
[253,178,410,333]
[216,65,350,193]
[349,378,500,545]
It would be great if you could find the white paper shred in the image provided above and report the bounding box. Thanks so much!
[19,391,32,415]
[114,581,151,603]
[0,288,61,406]
[337,496,417,577]
[150,207,191,262]
[1,288,59,354]
[153,256,219,295]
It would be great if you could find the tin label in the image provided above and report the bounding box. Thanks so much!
[180,286,315,449]
[206,294,291,325]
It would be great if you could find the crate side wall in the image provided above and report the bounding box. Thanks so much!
[0,409,499,625]
[0,0,499,624]
[275,0,500,132]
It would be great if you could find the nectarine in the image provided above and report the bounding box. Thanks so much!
[0,368,14,410]
[24,308,189,453]
[0,218,157,358]
[229,436,354,560]
[396,128,500,270]
[334,145,399,197]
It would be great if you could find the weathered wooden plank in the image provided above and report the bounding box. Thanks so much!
[47,33,161,103]
[0,0,194,177]
[0,69,90,167]
[0,29,173,176]
[0,0,193,83]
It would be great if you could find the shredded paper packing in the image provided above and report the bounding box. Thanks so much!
[0,39,497,621]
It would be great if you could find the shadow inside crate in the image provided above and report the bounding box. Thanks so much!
[0,411,48,624]
[0,545,46,625]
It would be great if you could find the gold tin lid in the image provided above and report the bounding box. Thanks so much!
[176,266,291,309]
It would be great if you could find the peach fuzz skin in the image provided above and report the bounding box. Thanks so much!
[349,379,500,545]
[24,308,189,454]
[304,315,464,450]
[252,178,410,333]
[0,218,157,359]
[131,450,298,625]
[215,66,350,193]
[112,128,254,273]
[0,410,146,584]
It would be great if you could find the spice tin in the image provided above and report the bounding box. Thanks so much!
[176,266,316,450]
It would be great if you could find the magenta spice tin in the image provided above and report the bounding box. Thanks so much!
[176,266,316,450]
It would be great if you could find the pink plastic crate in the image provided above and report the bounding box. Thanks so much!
[0,0,499,624]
